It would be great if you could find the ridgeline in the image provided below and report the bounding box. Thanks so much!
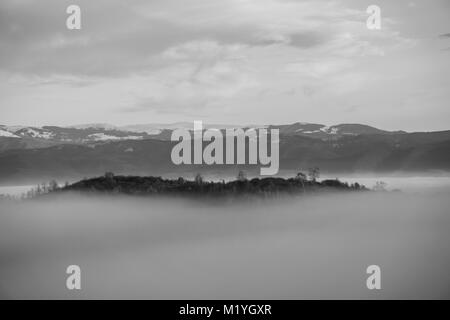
[56,172,367,198]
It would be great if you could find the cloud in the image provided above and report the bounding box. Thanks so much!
[0,0,399,78]
[3,0,448,132]
[121,41,258,115]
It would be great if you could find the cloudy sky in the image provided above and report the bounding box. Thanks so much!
[0,0,449,131]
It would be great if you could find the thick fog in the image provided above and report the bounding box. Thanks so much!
[1,189,450,299]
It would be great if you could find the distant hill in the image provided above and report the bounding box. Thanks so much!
[268,122,405,139]
[0,126,449,184]
[0,121,406,151]
[50,174,367,199]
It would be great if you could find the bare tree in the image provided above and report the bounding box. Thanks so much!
[373,181,387,191]
[48,180,59,192]
[308,167,320,182]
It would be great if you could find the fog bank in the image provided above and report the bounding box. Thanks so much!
[1,191,449,299]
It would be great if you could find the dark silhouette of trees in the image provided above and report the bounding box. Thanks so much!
[237,170,247,182]
[295,171,307,192]
[105,172,115,180]
[56,171,367,199]
[194,173,203,185]
[22,180,60,199]
[295,172,307,181]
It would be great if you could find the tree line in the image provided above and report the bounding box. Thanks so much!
[55,169,367,198]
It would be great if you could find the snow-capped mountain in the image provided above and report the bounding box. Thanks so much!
[69,123,119,131]
[0,122,449,184]
[268,122,405,139]
[0,127,20,138]
[0,122,406,151]
[1,125,151,143]
[14,127,56,139]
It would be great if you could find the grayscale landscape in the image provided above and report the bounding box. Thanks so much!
[1,0,449,300]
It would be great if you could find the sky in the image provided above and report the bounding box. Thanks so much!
[0,0,449,131]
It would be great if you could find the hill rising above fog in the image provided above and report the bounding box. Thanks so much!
[50,174,367,199]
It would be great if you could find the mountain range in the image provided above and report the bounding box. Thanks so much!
[0,122,405,148]
[0,122,449,184]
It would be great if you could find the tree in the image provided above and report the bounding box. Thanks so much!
[295,172,307,181]
[104,172,115,180]
[41,182,48,194]
[373,181,387,191]
[295,171,307,191]
[177,177,185,184]
[308,167,320,182]
[352,182,361,190]
[48,180,59,192]
[237,170,247,182]
[194,173,204,185]
[36,184,42,195]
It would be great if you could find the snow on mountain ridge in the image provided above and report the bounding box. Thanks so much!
[0,128,20,138]
[0,122,399,144]
[85,133,144,141]
[70,123,118,130]
[16,127,55,139]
